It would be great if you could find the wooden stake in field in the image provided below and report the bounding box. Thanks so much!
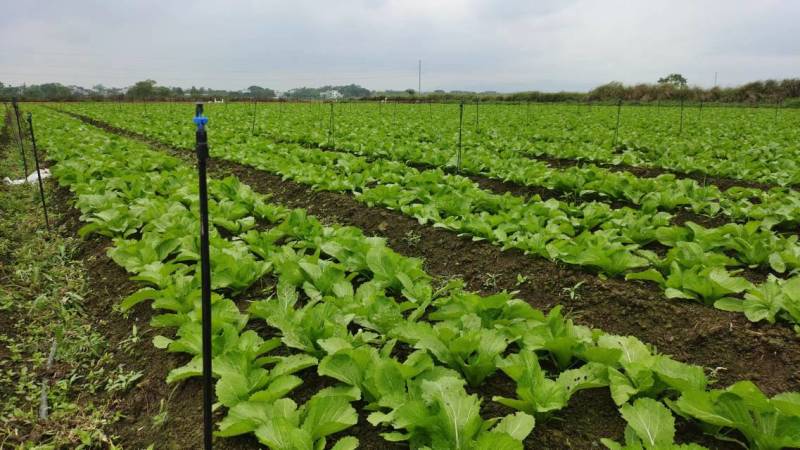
[678,97,685,136]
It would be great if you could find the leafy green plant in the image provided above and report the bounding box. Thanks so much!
[597,335,708,406]
[669,381,800,450]
[368,372,535,449]
[493,349,608,418]
[317,340,434,408]
[249,281,375,357]
[216,388,360,450]
[601,398,708,450]
[391,314,509,386]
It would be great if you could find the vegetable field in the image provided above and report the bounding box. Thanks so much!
[5,101,800,449]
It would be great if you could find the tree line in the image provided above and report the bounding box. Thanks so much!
[3,75,799,105]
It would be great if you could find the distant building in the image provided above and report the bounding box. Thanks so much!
[320,89,343,100]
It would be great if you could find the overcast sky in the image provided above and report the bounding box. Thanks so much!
[1,0,798,92]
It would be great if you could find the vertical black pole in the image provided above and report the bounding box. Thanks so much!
[11,98,30,177]
[678,97,685,135]
[329,102,335,147]
[251,99,257,134]
[25,113,50,231]
[475,97,479,132]
[457,102,464,172]
[193,103,213,450]
[418,59,422,96]
[612,99,622,149]
[699,100,703,123]
[526,100,530,124]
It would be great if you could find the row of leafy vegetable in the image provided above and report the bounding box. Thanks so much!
[222,102,800,227]
[59,104,800,330]
[279,100,799,186]
[62,102,800,229]
[35,106,800,449]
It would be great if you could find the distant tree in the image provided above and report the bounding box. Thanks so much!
[658,73,687,88]
[405,89,416,96]
[284,87,319,100]
[153,86,171,98]
[127,79,157,100]
[334,84,371,98]
[92,84,107,96]
[246,85,276,99]
[588,81,625,100]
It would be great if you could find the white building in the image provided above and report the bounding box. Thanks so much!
[320,89,343,100]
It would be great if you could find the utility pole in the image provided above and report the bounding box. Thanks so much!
[714,72,718,88]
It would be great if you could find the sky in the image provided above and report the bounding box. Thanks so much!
[1,0,798,93]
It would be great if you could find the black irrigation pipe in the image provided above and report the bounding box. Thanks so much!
[26,113,50,231]
[193,103,213,450]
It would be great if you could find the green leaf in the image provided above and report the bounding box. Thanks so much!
[490,412,536,441]
[329,436,359,450]
[301,395,359,440]
[619,398,675,448]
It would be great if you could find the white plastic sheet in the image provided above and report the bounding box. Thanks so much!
[3,168,51,185]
